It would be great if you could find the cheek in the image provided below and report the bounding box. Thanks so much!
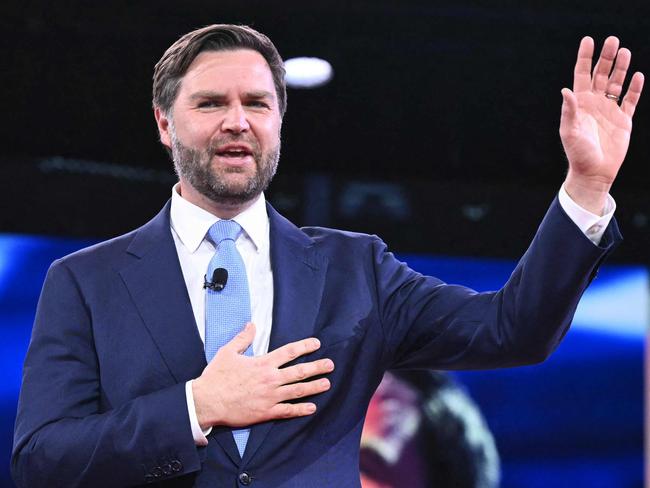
[176,117,219,146]
[253,118,281,145]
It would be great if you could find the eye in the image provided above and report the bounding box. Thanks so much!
[197,100,223,109]
[247,100,270,109]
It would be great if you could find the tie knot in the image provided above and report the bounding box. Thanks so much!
[208,220,242,245]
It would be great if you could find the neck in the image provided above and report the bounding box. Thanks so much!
[177,181,257,220]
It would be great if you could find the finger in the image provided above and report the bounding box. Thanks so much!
[592,36,620,93]
[265,337,321,368]
[621,71,645,117]
[559,88,578,129]
[269,402,317,419]
[573,36,594,92]
[276,378,331,401]
[222,322,256,354]
[605,48,631,99]
[278,358,335,384]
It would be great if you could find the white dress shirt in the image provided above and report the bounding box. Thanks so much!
[170,185,273,446]
[169,183,615,446]
[558,184,615,243]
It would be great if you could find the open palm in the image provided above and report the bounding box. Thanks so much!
[560,36,644,189]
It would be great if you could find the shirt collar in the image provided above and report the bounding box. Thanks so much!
[170,183,269,253]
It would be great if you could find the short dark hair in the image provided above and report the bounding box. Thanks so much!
[152,24,287,117]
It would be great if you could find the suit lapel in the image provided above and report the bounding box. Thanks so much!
[118,203,249,464]
[119,201,328,466]
[119,202,206,382]
[243,204,329,464]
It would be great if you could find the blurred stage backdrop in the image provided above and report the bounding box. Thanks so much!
[2,1,649,487]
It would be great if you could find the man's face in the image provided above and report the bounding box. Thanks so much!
[156,49,282,207]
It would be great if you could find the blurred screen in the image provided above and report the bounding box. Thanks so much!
[398,254,646,487]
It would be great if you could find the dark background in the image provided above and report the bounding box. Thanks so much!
[3,0,650,262]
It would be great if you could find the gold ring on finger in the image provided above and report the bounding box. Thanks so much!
[605,93,620,102]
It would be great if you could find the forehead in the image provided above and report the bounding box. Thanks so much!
[179,49,275,95]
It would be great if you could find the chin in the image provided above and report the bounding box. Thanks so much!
[206,180,260,205]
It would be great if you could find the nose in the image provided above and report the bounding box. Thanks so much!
[221,103,250,133]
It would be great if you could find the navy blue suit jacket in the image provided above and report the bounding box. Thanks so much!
[12,198,620,487]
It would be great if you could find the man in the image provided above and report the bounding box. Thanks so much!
[11,24,643,487]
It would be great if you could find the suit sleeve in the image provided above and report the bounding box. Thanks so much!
[11,260,202,487]
[375,197,622,370]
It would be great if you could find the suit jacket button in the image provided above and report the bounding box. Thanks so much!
[239,471,252,485]
[152,466,163,478]
[170,459,183,472]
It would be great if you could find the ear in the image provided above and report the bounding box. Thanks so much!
[154,107,172,148]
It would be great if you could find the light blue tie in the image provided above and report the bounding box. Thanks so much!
[205,220,252,457]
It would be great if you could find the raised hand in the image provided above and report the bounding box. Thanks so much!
[560,36,644,214]
[192,322,334,429]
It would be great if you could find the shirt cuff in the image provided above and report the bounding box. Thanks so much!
[185,380,212,446]
[558,184,616,245]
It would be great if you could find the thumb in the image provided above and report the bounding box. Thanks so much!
[559,88,579,140]
[560,88,578,121]
[227,322,256,354]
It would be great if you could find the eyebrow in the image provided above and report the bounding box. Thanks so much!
[245,90,275,100]
[189,90,275,101]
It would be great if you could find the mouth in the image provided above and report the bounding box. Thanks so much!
[215,144,254,164]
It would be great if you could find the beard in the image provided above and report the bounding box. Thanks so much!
[170,126,280,207]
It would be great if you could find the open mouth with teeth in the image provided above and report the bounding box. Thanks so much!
[216,146,254,159]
